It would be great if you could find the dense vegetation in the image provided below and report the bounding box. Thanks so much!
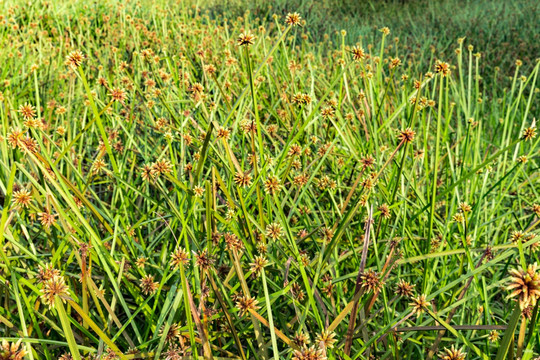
[0,1,539,359]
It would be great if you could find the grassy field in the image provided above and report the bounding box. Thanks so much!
[204,0,540,84]
[0,0,539,359]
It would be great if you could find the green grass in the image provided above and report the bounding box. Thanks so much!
[204,0,540,85]
[0,0,539,359]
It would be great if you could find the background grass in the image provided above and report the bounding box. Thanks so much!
[203,0,540,84]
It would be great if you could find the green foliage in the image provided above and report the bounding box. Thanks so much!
[0,1,539,359]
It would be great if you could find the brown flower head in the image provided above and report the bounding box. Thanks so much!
[360,269,382,292]
[41,275,70,308]
[140,275,159,295]
[316,329,336,349]
[396,279,415,298]
[237,32,256,46]
[38,211,57,230]
[18,103,36,120]
[292,345,326,360]
[195,249,215,270]
[159,323,184,344]
[109,87,127,104]
[438,345,466,360]
[170,247,190,269]
[435,60,451,77]
[36,263,61,284]
[351,46,365,62]
[507,263,540,309]
[264,175,282,195]
[285,13,302,26]
[234,171,252,188]
[151,159,172,176]
[265,222,283,240]
[378,203,391,219]
[0,339,26,360]
[236,295,260,317]
[292,331,310,347]
[7,128,25,149]
[12,189,32,208]
[409,294,429,314]
[224,232,243,251]
[398,128,416,143]
[65,50,85,68]
[249,255,269,277]
[522,126,537,141]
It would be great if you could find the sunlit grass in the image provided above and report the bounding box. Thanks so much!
[0,1,539,359]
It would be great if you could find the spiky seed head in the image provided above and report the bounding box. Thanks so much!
[236,295,259,317]
[237,32,256,46]
[292,345,326,360]
[265,222,283,240]
[398,128,416,143]
[409,294,429,314]
[438,345,466,360]
[285,13,302,26]
[506,263,540,310]
[41,275,70,308]
[522,126,537,141]
[170,247,190,269]
[140,275,159,295]
[0,339,26,360]
[249,255,269,277]
[12,189,32,208]
[65,50,85,68]
[396,279,415,298]
[316,329,336,349]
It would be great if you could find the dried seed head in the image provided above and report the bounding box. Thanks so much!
[140,275,159,295]
[292,345,326,360]
[236,295,259,317]
[237,32,256,46]
[265,222,283,240]
[506,263,540,310]
[522,126,537,141]
[250,255,269,277]
[170,247,189,269]
[285,12,302,27]
[396,279,415,298]
[316,329,336,349]
[438,345,466,360]
[41,275,70,308]
[12,189,32,208]
[234,171,252,188]
[0,339,26,360]
[409,294,429,314]
[65,50,85,68]
[398,128,416,143]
